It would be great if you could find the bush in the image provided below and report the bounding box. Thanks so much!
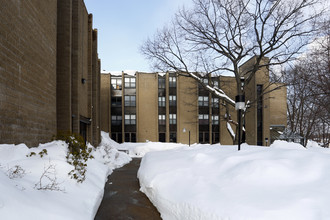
[27,149,48,158]
[6,165,26,179]
[53,132,94,183]
[34,161,64,191]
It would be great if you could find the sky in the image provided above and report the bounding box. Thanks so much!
[84,0,193,73]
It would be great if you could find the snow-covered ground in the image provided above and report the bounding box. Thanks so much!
[0,132,131,220]
[1,133,329,220]
[138,140,330,220]
[117,141,186,157]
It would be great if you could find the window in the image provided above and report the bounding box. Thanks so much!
[212,98,219,108]
[111,132,122,143]
[198,96,209,106]
[159,133,166,142]
[111,115,122,126]
[111,78,122,90]
[158,96,165,107]
[158,78,165,89]
[125,114,136,125]
[169,76,176,87]
[199,78,209,88]
[111,97,122,107]
[199,114,209,124]
[212,132,219,144]
[124,77,136,88]
[170,133,177,142]
[125,133,136,142]
[159,115,166,125]
[212,115,219,125]
[124,95,136,106]
[169,95,176,106]
[212,80,219,88]
[125,133,130,142]
[199,132,209,144]
[203,78,209,84]
[257,85,263,145]
[169,114,176,124]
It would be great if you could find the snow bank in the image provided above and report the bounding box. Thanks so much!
[138,143,330,220]
[0,132,130,220]
[270,140,306,150]
[94,132,132,172]
[117,141,186,157]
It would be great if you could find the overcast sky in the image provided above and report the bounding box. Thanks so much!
[84,0,193,72]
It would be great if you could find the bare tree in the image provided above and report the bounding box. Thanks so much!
[141,0,325,142]
[286,19,330,147]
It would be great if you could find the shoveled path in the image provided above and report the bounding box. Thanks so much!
[94,158,161,220]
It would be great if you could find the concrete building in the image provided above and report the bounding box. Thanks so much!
[0,0,100,146]
[100,60,287,146]
[57,0,101,146]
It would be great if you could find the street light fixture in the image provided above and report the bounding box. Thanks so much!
[183,128,190,146]
[235,94,245,151]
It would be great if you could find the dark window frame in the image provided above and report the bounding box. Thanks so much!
[158,77,166,89]
[124,114,136,125]
[169,95,176,106]
[158,96,165,107]
[169,76,176,87]
[111,97,122,107]
[159,115,166,125]
[111,115,122,126]
[124,77,136,88]
[212,97,219,108]
[198,96,209,106]
[169,114,176,125]
[124,95,136,106]
[257,84,263,146]
[199,114,209,125]
[111,78,122,90]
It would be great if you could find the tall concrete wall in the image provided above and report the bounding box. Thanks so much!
[241,57,271,146]
[0,0,57,146]
[136,73,159,142]
[0,0,101,147]
[57,0,72,133]
[57,0,100,146]
[177,75,198,144]
[219,76,237,145]
[269,84,287,127]
[91,29,101,145]
[100,74,110,132]
[71,0,89,134]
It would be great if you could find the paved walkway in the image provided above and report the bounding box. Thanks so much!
[94,158,161,220]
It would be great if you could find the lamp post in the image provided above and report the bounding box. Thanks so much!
[183,128,190,146]
[235,94,245,151]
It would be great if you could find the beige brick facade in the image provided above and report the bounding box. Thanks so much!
[0,0,101,146]
[0,0,57,146]
[100,64,287,145]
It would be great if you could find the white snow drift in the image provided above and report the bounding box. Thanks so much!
[1,133,329,220]
[0,132,131,220]
[138,141,330,220]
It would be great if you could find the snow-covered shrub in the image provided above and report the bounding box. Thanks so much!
[26,149,48,158]
[54,132,94,183]
[6,165,26,179]
[34,161,63,191]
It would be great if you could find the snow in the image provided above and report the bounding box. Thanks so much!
[109,70,137,76]
[0,132,131,220]
[2,133,329,220]
[227,122,235,138]
[138,141,330,220]
[189,71,236,105]
[114,141,186,158]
